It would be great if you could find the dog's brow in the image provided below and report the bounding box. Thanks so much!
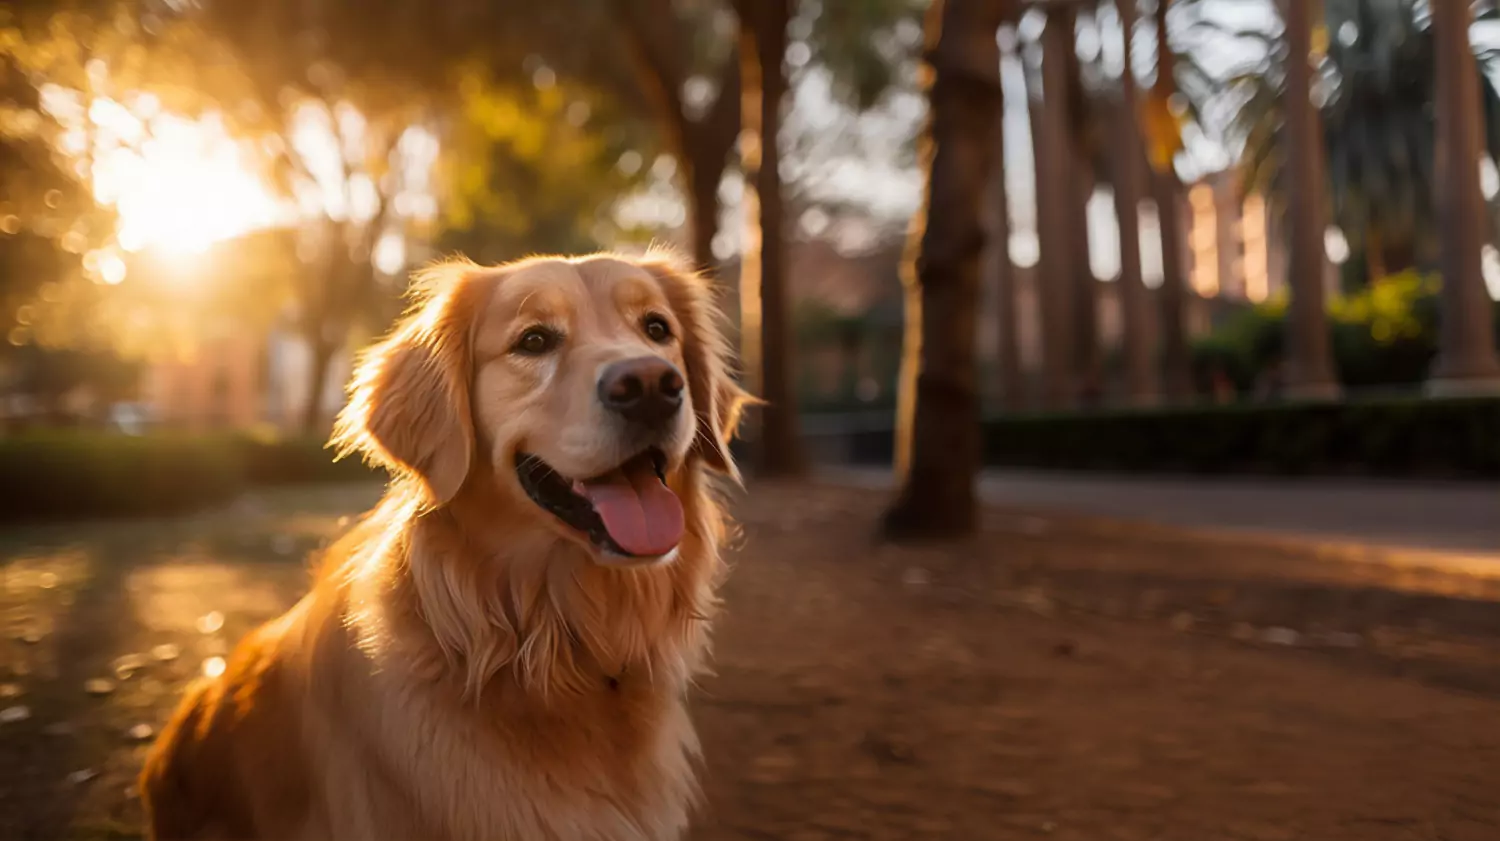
[514,291,540,318]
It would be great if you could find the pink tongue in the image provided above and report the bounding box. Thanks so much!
[574,459,684,557]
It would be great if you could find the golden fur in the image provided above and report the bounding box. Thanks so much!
[140,250,750,841]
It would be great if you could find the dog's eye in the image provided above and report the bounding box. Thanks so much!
[643,313,673,344]
[513,327,561,356]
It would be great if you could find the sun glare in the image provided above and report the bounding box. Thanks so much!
[45,82,437,286]
[89,111,286,257]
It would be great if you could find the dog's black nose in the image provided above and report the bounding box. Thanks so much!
[598,356,685,428]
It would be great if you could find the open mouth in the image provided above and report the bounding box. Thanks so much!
[514,447,684,560]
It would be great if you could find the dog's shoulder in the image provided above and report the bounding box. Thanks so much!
[139,608,313,840]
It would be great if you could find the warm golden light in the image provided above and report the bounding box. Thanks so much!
[1242,194,1269,302]
[1188,184,1220,296]
[90,111,285,258]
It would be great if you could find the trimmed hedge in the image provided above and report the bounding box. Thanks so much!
[0,432,379,522]
[830,396,1500,479]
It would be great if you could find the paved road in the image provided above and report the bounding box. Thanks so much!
[828,466,1500,558]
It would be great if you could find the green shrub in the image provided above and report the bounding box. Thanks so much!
[234,434,379,485]
[1190,271,1499,393]
[0,433,245,521]
[832,397,1500,478]
[0,432,381,523]
[979,396,1500,478]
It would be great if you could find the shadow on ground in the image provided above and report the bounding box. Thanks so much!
[2,480,1498,840]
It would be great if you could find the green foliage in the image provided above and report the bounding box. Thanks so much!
[1211,0,1500,274]
[0,432,377,522]
[1189,270,1488,392]
[806,0,924,110]
[436,68,654,262]
[1189,298,1285,393]
[1327,268,1442,387]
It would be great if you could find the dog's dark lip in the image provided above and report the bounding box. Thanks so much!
[514,448,668,557]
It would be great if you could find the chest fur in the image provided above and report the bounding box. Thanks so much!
[309,665,701,841]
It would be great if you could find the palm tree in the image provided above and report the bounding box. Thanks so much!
[1146,0,1193,399]
[1430,0,1500,390]
[1030,7,1081,410]
[1114,0,1158,404]
[1279,0,1341,397]
[1215,0,1500,285]
[984,48,1022,411]
[883,0,1009,540]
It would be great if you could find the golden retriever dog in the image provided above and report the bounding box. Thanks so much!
[139,250,750,841]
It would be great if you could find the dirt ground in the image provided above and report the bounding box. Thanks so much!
[3,481,1499,841]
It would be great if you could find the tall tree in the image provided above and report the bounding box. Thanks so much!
[1280,0,1339,399]
[734,0,806,475]
[614,0,740,274]
[984,50,1021,412]
[1061,6,1101,406]
[107,0,446,431]
[1114,0,1157,404]
[1033,11,1078,410]
[884,0,1007,541]
[1430,0,1500,391]
[1219,0,1500,286]
[1145,0,1191,399]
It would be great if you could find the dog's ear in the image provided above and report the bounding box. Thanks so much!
[332,261,485,505]
[639,249,756,483]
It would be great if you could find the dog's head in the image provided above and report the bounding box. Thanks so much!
[333,250,749,566]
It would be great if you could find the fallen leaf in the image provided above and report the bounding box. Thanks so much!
[901,567,930,586]
[113,654,148,679]
[1259,627,1300,646]
[84,678,116,696]
[0,704,30,723]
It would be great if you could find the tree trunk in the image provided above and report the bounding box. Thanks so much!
[738,0,806,476]
[1034,15,1077,410]
[1430,0,1500,392]
[1114,0,1158,405]
[685,156,722,274]
[1060,11,1100,407]
[883,0,1005,541]
[1152,0,1191,401]
[300,329,337,435]
[1281,0,1340,399]
[983,100,1022,411]
[1071,158,1100,406]
[616,0,740,275]
[1154,170,1192,399]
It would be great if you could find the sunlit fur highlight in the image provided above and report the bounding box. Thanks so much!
[139,248,750,841]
